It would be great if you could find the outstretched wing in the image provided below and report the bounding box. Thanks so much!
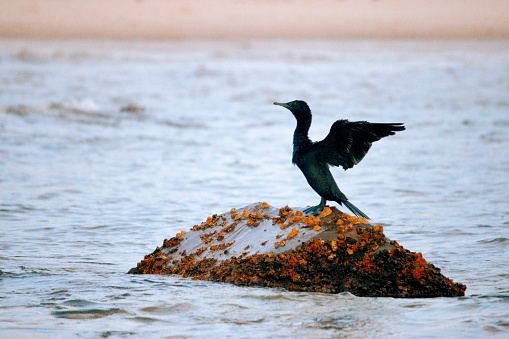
[314,120,405,170]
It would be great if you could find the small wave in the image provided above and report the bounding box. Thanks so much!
[100,331,137,337]
[3,104,31,116]
[477,237,509,245]
[166,302,195,315]
[160,119,208,129]
[120,103,145,114]
[3,101,112,124]
[471,294,509,300]
[140,302,195,315]
[0,204,36,214]
[480,131,508,144]
[48,100,103,116]
[393,189,429,196]
[62,299,97,307]
[37,192,59,201]
[3,101,147,125]
[139,305,170,315]
[440,229,473,236]
[130,316,159,324]
[52,308,126,319]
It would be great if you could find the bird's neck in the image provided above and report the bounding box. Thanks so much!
[293,118,312,146]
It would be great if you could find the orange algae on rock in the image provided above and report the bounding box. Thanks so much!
[287,228,299,239]
[129,202,466,298]
[274,239,287,248]
[319,206,333,218]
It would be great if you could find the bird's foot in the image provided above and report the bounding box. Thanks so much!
[303,204,324,216]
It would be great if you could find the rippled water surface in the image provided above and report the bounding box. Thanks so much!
[1,39,508,338]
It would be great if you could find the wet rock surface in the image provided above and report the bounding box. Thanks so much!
[129,203,466,298]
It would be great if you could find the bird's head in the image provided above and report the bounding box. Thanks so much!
[274,100,312,122]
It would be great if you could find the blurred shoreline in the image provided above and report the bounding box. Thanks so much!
[1,0,509,40]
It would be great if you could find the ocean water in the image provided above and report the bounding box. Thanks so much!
[0,39,508,338]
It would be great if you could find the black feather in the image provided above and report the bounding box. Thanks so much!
[274,100,405,218]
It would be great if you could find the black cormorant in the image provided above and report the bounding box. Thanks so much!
[274,100,405,219]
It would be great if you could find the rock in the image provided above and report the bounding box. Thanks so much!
[129,202,466,298]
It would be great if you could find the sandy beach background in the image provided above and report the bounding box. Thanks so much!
[1,0,509,39]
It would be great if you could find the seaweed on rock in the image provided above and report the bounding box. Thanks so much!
[129,203,466,298]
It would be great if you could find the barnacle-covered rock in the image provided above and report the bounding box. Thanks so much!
[129,202,466,298]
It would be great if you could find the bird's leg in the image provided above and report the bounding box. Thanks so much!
[303,197,326,216]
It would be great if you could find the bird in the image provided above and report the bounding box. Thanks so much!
[274,100,405,219]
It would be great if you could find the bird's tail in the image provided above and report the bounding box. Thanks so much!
[342,200,370,220]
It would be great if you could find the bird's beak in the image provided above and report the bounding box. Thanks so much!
[274,102,290,109]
